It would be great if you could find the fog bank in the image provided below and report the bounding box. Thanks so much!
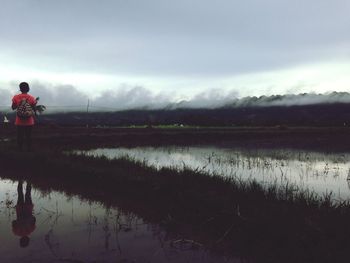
[1,82,350,112]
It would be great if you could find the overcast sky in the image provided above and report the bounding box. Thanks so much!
[0,0,350,108]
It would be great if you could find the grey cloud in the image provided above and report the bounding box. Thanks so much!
[30,82,89,109]
[92,85,172,110]
[0,82,89,112]
[2,81,241,111]
[2,81,350,113]
[0,0,349,76]
[174,89,239,109]
[0,88,12,107]
[0,82,173,111]
[225,92,350,108]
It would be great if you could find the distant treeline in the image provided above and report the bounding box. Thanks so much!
[4,103,350,127]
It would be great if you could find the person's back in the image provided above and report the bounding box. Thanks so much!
[11,82,37,151]
[12,93,36,126]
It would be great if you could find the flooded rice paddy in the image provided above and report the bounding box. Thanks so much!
[0,178,236,263]
[83,146,350,201]
[4,145,350,262]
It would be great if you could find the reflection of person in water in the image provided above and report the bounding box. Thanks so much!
[12,180,36,248]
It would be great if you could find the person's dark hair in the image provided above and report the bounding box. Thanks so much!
[19,82,30,93]
[20,236,30,248]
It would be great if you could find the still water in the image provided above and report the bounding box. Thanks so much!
[0,178,236,263]
[83,146,350,201]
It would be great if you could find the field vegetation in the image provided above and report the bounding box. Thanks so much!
[1,126,350,262]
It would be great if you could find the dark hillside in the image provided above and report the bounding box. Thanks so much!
[3,103,350,127]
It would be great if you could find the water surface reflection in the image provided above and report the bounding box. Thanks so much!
[0,179,237,263]
[84,146,350,201]
[12,181,36,248]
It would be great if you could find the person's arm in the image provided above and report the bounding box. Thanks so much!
[30,96,38,115]
[31,96,38,106]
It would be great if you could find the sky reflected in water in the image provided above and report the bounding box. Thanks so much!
[0,179,238,263]
[84,146,350,201]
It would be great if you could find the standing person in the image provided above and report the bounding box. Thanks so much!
[11,82,37,151]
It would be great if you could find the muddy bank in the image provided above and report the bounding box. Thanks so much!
[2,126,350,152]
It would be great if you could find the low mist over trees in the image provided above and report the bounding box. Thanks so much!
[3,92,350,127]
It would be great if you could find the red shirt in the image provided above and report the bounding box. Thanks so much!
[12,93,37,126]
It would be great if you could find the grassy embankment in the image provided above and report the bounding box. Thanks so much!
[24,125,350,152]
[1,127,350,262]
